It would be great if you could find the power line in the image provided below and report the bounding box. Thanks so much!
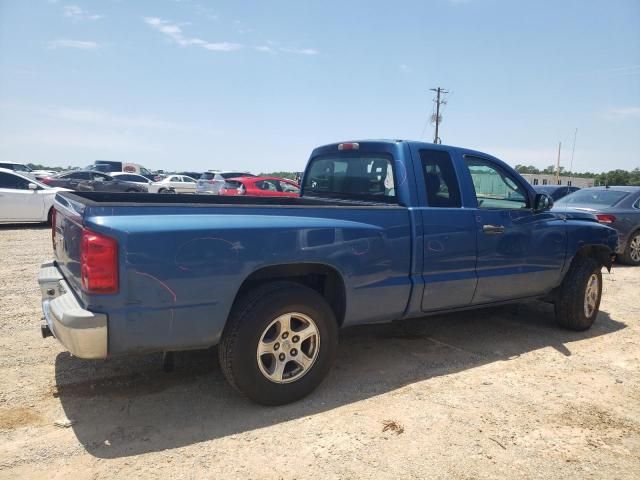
[429,87,449,144]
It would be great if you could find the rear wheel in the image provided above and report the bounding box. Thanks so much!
[46,207,54,226]
[619,230,640,266]
[555,256,602,331]
[218,281,338,405]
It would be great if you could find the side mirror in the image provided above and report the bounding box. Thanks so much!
[534,193,554,212]
[28,183,38,191]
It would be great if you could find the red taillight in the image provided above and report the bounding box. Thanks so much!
[596,214,616,224]
[51,208,57,249]
[41,178,53,185]
[81,229,118,294]
[338,142,359,151]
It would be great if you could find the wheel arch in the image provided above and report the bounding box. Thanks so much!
[46,206,54,225]
[232,263,347,326]
[573,244,614,272]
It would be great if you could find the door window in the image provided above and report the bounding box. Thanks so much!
[256,180,279,191]
[279,181,300,193]
[0,172,30,189]
[91,173,112,181]
[419,150,462,207]
[65,171,91,180]
[464,157,528,209]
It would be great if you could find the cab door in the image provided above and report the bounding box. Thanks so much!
[461,155,566,303]
[409,146,478,311]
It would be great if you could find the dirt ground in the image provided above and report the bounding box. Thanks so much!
[0,225,638,479]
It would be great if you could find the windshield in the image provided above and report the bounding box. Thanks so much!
[556,189,629,207]
[303,154,397,201]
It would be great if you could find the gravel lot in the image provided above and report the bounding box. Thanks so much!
[0,225,638,479]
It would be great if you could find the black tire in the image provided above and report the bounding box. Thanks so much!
[218,281,338,405]
[555,256,602,331]
[618,230,640,266]
[46,207,54,226]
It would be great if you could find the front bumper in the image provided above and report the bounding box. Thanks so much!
[38,261,107,359]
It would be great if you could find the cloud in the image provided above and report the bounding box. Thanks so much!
[255,45,275,53]
[255,45,318,55]
[45,107,188,130]
[63,5,102,21]
[601,64,640,75]
[605,107,640,120]
[143,17,242,52]
[47,40,100,50]
[279,47,319,55]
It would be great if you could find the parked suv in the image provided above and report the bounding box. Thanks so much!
[196,171,255,194]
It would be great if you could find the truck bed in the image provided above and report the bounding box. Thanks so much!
[52,189,414,356]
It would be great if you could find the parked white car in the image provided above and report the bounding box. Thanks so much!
[154,175,198,194]
[110,172,174,194]
[0,168,67,224]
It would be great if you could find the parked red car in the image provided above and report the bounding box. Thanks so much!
[219,176,301,197]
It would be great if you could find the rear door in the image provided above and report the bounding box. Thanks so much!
[462,155,566,303]
[88,172,118,191]
[408,146,478,311]
[168,176,183,192]
[181,176,197,193]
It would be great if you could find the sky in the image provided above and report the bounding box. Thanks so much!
[0,0,639,174]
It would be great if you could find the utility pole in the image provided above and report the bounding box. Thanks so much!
[430,87,449,144]
[568,128,578,187]
[555,141,562,185]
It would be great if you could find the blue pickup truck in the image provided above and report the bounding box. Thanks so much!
[39,140,618,405]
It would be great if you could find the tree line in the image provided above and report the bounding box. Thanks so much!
[515,165,640,186]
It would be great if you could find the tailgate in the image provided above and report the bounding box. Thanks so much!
[52,193,86,296]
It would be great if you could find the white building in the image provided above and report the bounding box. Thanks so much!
[520,174,595,188]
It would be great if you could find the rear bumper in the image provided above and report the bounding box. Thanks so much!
[38,261,108,359]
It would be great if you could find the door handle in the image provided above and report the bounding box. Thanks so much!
[482,224,505,234]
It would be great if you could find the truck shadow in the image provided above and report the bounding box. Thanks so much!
[54,301,625,459]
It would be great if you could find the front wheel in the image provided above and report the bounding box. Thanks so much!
[218,281,338,405]
[555,256,602,331]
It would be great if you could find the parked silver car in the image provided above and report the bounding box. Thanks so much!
[196,171,255,194]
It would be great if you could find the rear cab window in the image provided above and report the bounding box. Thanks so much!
[303,154,397,203]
